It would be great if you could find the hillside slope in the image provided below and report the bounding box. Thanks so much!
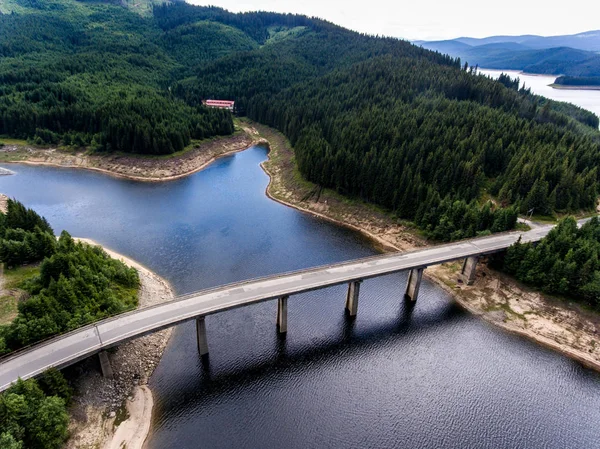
[1,0,600,239]
[446,30,600,52]
[419,40,600,78]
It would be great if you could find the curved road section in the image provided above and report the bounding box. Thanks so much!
[0,225,556,391]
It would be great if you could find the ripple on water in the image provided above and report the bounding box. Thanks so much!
[0,147,599,448]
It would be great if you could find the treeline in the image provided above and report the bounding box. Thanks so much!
[0,372,71,449]
[240,56,600,237]
[415,197,518,241]
[153,3,318,44]
[0,73,234,155]
[176,16,460,115]
[0,200,139,353]
[0,199,55,267]
[504,217,600,308]
[554,76,600,87]
[0,1,235,155]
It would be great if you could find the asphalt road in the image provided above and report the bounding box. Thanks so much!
[0,224,557,391]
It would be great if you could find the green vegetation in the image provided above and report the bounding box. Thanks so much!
[0,199,139,353]
[2,0,600,239]
[243,60,598,239]
[0,199,55,268]
[555,76,600,87]
[0,294,18,325]
[504,217,600,309]
[420,40,600,80]
[0,373,71,449]
[0,0,234,154]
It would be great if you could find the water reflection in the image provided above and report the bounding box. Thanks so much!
[1,148,599,449]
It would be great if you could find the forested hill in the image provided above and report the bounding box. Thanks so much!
[2,0,600,239]
[0,0,235,154]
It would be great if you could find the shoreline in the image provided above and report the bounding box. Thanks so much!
[0,126,267,183]
[66,239,175,449]
[256,121,600,374]
[3,120,600,446]
[549,84,600,91]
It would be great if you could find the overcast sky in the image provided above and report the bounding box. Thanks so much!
[187,0,599,41]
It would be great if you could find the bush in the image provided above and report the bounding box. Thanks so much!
[0,377,69,449]
[0,201,140,351]
[504,217,600,309]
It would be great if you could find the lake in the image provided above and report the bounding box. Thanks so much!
[479,68,600,123]
[1,148,599,448]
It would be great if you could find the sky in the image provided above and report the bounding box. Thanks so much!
[187,0,600,41]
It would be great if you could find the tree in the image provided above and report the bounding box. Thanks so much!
[0,432,22,449]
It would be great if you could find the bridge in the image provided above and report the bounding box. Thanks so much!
[0,225,556,391]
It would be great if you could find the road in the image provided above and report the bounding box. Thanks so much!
[0,224,555,392]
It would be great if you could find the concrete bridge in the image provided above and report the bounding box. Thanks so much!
[0,225,556,392]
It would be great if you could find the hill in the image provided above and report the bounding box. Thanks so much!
[418,31,600,80]
[1,0,600,238]
[0,0,235,155]
[419,42,600,78]
[449,30,600,52]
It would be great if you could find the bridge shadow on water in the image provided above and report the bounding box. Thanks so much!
[150,298,468,417]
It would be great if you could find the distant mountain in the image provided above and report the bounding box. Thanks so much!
[417,30,600,79]
[455,35,540,46]
[416,39,472,55]
[522,30,600,52]
[439,30,600,52]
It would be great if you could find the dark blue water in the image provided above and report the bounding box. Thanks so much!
[1,147,599,448]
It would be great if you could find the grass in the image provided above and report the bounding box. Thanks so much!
[4,264,40,290]
[265,26,308,45]
[0,136,28,146]
[113,399,131,429]
[483,301,528,322]
[0,295,18,325]
[110,283,140,311]
[0,264,39,325]
[527,214,558,224]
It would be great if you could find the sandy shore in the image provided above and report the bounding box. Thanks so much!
[0,125,267,182]
[66,239,175,449]
[0,193,8,213]
[256,121,600,373]
[103,385,153,449]
[550,84,600,91]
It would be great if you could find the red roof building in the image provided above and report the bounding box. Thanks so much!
[202,99,235,111]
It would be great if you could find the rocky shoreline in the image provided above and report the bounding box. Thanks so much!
[65,240,175,449]
[0,124,267,182]
[2,120,599,449]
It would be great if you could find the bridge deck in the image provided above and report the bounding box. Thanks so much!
[0,226,552,391]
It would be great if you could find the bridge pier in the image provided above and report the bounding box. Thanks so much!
[345,280,362,317]
[196,316,209,356]
[277,296,289,333]
[404,268,424,302]
[461,256,479,285]
[98,351,113,378]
